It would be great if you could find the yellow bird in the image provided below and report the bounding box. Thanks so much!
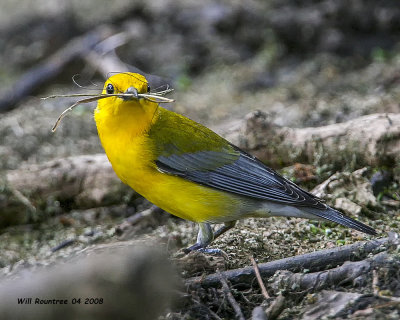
[94,72,376,252]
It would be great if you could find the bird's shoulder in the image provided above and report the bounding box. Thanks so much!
[149,108,239,165]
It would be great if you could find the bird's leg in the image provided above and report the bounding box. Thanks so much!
[183,221,236,254]
[213,221,236,240]
[183,222,213,253]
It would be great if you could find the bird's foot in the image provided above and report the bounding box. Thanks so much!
[182,242,204,254]
[182,222,214,254]
[183,243,227,257]
[198,247,228,258]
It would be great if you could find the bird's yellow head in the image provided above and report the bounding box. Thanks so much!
[95,72,159,136]
[97,72,151,112]
[49,72,173,133]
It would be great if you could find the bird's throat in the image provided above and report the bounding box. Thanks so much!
[95,99,159,139]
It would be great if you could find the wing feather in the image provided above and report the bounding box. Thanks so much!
[156,147,326,209]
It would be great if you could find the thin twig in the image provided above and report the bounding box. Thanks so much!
[51,96,102,132]
[50,238,77,252]
[42,93,102,99]
[9,186,36,212]
[48,89,174,132]
[42,89,174,101]
[250,255,270,299]
[192,299,223,320]
[374,299,400,309]
[372,269,379,296]
[218,271,245,320]
[115,206,163,235]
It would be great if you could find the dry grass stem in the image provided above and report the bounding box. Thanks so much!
[250,255,270,299]
[218,271,245,320]
[45,89,174,132]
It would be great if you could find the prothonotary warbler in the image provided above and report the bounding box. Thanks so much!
[94,72,376,252]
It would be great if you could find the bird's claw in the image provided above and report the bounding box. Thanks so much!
[198,248,228,258]
[183,244,228,258]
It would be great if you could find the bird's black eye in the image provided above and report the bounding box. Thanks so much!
[106,83,114,94]
[147,84,151,93]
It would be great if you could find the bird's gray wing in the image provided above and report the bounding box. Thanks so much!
[156,146,326,209]
[156,146,377,235]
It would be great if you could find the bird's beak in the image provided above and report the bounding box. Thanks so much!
[122,87,138,101]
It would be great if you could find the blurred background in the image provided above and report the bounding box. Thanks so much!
[1,0,400,168]
[0,0,400,319]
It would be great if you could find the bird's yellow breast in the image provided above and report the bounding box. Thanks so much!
[94,99,244,223]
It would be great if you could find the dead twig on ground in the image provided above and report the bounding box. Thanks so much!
[218,271,245,320]
[372,269,379,296]
[187,237,390,288]
[250,256,270,299]
[192,298,223,320]
[115,206,163,235]
[269,252,396,295]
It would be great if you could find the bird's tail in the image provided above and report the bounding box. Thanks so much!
[302,206,377,235]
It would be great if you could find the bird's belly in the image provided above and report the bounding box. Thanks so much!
[129,167,247,223]
[100,135,248,223]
